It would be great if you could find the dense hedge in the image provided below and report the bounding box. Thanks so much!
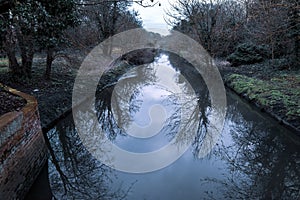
[227,43,269,66]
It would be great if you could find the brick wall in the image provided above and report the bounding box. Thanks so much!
[0,88,48,200]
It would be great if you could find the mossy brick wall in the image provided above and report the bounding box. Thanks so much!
[0,89,47,200]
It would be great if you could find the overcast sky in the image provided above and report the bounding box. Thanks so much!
[132,1,176,35]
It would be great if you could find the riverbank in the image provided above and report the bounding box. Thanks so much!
[217,60,300,135]
[0,55,79,130]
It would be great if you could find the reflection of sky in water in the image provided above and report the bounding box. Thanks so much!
[113,55,182,152]
[130,86,170,127]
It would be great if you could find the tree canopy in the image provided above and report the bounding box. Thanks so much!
[0,0,152,79]
[168,0,299,68]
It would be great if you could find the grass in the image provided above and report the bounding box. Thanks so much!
[225,73,300,122]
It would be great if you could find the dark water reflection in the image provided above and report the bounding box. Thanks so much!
[43,53,299,199]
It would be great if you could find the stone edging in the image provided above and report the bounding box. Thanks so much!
[0,85,48,200]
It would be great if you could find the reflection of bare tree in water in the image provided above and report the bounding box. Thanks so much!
[95,51,212,157]
[167,52,211,157]
[203,104,300,199]
[47,115,132,200]
[95,54,157,140]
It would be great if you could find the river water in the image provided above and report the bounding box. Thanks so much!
[28,52,300,199]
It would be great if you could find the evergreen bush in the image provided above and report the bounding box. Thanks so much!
[227,43,269,66]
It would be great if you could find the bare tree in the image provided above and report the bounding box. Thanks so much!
[167,0,299,66]
[166,0,245,57]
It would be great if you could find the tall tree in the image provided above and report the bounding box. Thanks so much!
[167,0,245,57]
[0,13,20,75]
[37,0,78,80]
[0,0,78,79]
[168,0,299,66]
[0,0,157,79]
[66,0,142,55]
[245,0,299,67]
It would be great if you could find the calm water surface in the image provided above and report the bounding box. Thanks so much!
[39,53,300,199]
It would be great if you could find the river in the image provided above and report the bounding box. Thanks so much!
[26,52,300,199]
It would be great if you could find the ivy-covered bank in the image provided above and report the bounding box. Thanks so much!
[224,73,300,133]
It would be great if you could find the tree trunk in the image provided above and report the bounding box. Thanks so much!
[271,38,274,60]
[3,14,21,76]
[5,46,20,75]
[294,35,299,68]
[289,1,299,69]
[24,51,34,79]
[16,29,34,79]
[292,14,299,69]
[45,47,54,80]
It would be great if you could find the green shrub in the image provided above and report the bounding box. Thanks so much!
[227,43,269,66]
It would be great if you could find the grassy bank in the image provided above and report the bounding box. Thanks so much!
[224,73,300,132]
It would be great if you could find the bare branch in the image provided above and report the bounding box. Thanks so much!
[76,0,161,7]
